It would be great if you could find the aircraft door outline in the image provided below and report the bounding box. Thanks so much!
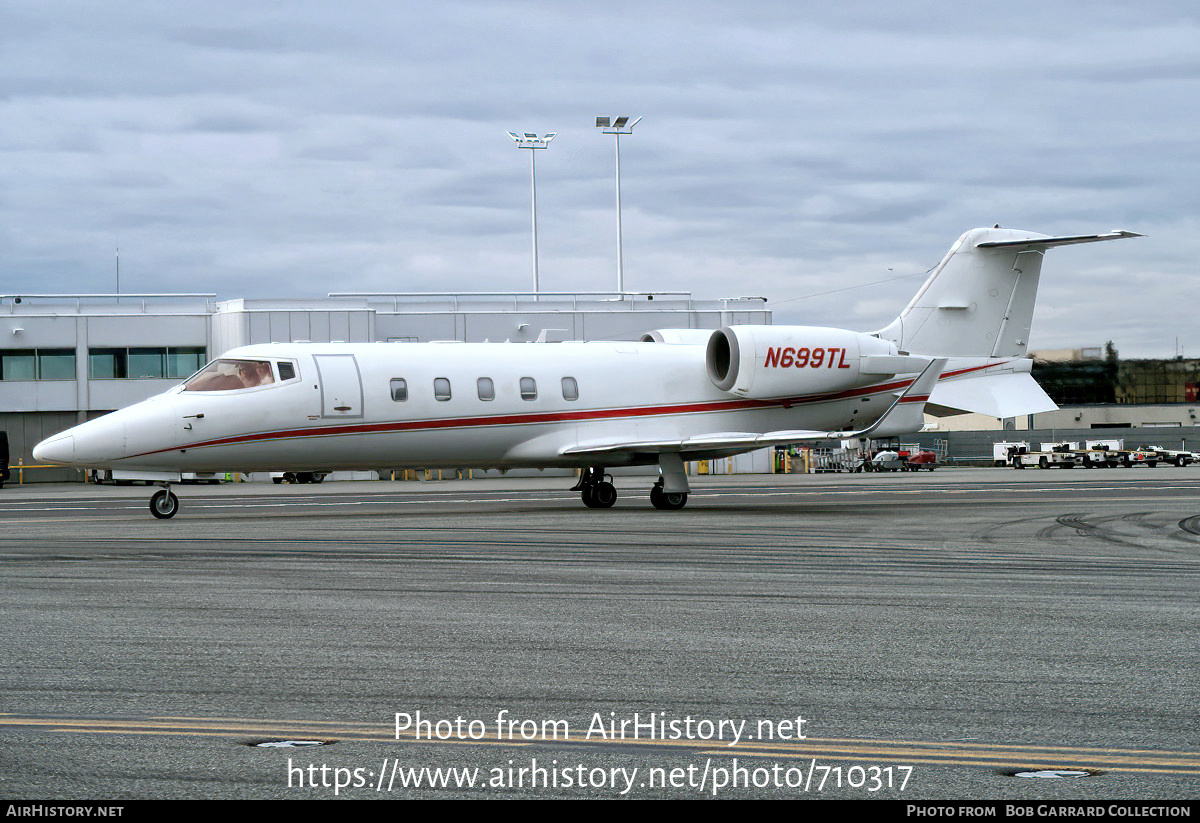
[313,354,364,418]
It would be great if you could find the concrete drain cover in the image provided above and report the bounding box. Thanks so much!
[1010,769,1096,778]
[253,740,329,748]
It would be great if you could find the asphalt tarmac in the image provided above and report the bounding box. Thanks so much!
[1,468,1198,799]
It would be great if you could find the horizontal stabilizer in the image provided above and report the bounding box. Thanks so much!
[975,230,1143,249]
[928,372,1057,418]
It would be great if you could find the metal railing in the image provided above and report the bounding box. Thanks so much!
[328,291,767,314]
[2,294,217,313]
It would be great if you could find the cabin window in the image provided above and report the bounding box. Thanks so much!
[477,377,495,401]
[561,376,579,401]
[183,359,276,391]
[390,378,408,402]
[434,377,452,401]
[519,377,537,400]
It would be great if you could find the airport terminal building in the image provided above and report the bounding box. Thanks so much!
[0,291,770,470]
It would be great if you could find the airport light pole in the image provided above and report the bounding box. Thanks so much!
[595,116,641,294]
[507,131,556,295]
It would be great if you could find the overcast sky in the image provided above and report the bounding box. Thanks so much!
[3,0,1197,357]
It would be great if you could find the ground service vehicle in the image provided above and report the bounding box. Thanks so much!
[905,450,938,471]
[1129,445,1196,467]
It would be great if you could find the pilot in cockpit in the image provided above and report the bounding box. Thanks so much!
[184,359,277,391]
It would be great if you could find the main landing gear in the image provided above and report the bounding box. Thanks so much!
[572,455,692,510]
[652,453,690,510]
[650,479,688,510]
[572,467,617,508]
[150,485,180,519]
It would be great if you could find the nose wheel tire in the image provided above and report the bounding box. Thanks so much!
[150,489,179,519]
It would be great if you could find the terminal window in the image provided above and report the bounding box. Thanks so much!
[89,347,206,379]
[0,349,75,381]
[0,350,35,380]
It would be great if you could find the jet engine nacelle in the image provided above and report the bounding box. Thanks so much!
[705,325,903,399]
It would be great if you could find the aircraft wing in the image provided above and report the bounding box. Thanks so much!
[562,358,947,458]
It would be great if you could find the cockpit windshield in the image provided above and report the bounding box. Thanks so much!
[183,359,276,391]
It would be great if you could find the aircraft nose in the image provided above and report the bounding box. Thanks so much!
[33,433,76,465]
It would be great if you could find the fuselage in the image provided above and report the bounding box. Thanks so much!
[32,340,958,473]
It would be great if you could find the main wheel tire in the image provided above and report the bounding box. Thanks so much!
[582,483,616,508]
[150,490,179,519]
[650,484,688,510]
[591,481,617,508]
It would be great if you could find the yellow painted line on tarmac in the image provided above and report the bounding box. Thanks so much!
[2,714,1197,774]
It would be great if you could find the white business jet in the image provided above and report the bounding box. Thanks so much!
[33,227,1140,518]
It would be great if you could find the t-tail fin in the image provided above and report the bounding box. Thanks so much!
[876,228,1141,358]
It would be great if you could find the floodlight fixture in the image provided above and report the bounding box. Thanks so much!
[594,115,642,292]
[509,131,558,293]
[596,115,641,135]
[508,131,556,149]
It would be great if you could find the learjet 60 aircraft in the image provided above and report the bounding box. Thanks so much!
[33,227,1140,518]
